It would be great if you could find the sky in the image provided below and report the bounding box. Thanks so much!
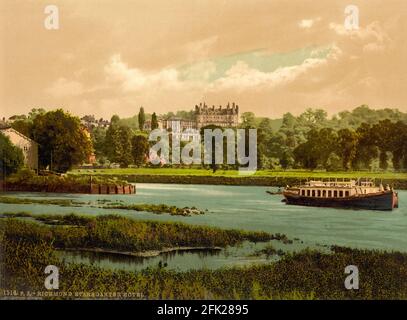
[1,0,406,119]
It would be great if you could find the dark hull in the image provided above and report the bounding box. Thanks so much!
[283,191,398,211]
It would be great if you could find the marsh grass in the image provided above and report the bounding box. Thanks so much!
[0,196,206,216]
[0,214,276,252]
[104,203,205,216]
[1,232,407,299]
[0,196,83,207]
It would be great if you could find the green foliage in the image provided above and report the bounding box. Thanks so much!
[239,112,256,128]
[2,224,407,300]
[91,127,107,160]
[138,107,146,131]
[0,214,275,252]
[131,135,149,166]
[0,132,24,176]
[30,109,92,172]
[161,110,195,121]
[5,169,128,192]
[293,119,407,171]
[336,129,358,170]
[151,112,159,130]
[104,124,133,167]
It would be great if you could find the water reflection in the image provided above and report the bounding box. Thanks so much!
[56,240,300,272]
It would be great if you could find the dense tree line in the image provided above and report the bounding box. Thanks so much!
[6,105,407,171]
[293,120,407,171]
[91,112,150,168]
[8,109,92,173]
[244,106,407,171]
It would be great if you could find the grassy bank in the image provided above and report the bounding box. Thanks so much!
[0,196,206,216]
[1,228,407,299]
[102,203,205,216]
[70,167,407,179]
[5,170,131,193]
[69,168,407,188]
[0,214,278,252]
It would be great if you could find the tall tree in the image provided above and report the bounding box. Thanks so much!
[91,127,107,160]
[138,107,146,130]
[352,123,378,170]
[105,124,133,167]
[151,112,159,130]
[336,129,358,170]
[110,114,120,125]
[131,135,150,166]
[31,109,92,172]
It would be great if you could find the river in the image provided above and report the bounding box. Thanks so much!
[1,183,406,271]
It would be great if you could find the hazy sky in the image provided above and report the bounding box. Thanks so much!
[1,0,406,119]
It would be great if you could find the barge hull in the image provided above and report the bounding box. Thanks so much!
[284,191,397,211]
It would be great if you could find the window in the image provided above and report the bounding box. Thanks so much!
[334,190,338,197]
[345,191,350,197]
[312,190,315,197]
[339,191,343,197]
[328,190,332,197]
[301,190,305,196]
[323,190,326,197]
[307,190,310,196]
[317,190,321,197]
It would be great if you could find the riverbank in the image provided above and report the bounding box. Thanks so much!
[0,213,281,252]
[3,169,135,194]
[69,168,407,188]
[2,231,407,299]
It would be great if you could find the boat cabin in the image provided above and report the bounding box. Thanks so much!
[295,179,385,198]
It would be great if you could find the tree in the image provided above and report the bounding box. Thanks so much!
[104,124,133,167]
[336,129,358,170]
[110,114,120,125]
[352,123,378,170]
[293,128,337,170]
[131,135,150,166]
[138,107,146,130]
[372,120,393,170]
[31,109,92,172]
[11,120,32,137]
[28,108,46,120]
[257,118,275,169]
[151,112,159,130]
[91,127,107,159]
[298,108,327,127]
[240,112,256,128]
[0,132,24,177]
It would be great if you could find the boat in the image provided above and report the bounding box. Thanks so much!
[282,179,398,211]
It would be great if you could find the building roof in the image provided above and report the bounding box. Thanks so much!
[0,125,38,145]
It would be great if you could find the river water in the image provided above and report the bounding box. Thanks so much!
[1,183,406,271]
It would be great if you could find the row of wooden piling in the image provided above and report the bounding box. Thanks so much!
[89,184,136,194]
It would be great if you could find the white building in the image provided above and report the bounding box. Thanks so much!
[0,122,38,170]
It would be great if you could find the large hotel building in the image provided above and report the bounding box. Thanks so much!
[145,102,239,133]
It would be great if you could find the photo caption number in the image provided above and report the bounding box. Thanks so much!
[201,304,248,316]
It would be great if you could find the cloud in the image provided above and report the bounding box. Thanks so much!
[184,36,219,62]
[104,54,181,91]
[329,21,390,52]
[298,19,315,29]
[45,78,84,97]
[209,57,326,91]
